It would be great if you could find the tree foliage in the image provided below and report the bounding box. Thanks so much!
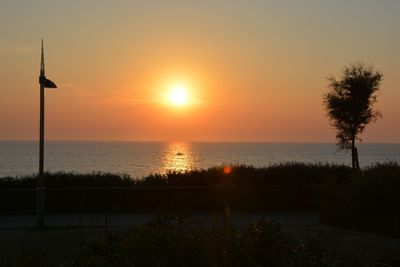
[324,62,383,150]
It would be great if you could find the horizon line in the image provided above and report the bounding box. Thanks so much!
[1,139,400,144]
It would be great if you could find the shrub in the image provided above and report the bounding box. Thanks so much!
[74,214,361,267]
[0,162,354,189]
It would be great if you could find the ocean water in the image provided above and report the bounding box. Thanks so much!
[0,141,399,178]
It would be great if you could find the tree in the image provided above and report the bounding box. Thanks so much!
[323,62,383,170]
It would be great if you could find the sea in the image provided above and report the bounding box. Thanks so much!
[1,141,399,178]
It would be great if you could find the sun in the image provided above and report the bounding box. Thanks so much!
[167,84,189,106]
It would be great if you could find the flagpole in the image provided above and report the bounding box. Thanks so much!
[39,40,45,178]
[36,39,46,228]
[35,40,57,228]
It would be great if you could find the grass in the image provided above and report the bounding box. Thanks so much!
[0,172,133,189]
[0,162,354,189]
[2,162,396,190]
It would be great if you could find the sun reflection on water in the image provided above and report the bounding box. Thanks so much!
[162,142,195,173]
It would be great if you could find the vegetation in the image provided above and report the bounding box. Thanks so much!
[1,162,399,237]
[323,62,383,170]
[74,214,362,267]
[6,162,399,190]
[1,163,350,215]
[0,172,133,189]
[0,162,353,189]
[321,162,400,237]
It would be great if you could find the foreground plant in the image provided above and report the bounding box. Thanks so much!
[74,214,361,267]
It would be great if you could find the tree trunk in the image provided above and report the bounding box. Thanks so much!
[351,138,360,170]
[351,138,355,169]
[354,147,360,170]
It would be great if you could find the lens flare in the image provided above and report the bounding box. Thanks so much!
[223,166,232,174]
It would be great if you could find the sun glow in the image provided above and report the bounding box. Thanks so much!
[167,84,189,107]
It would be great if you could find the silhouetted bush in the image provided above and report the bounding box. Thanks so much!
[0,163,351,214]
[0,171,133,189]
[359,162,400,214]
[136,162,353,187]
[321,162,400,238]
[2,162,399,238]
[74,214,362,267]
[375,247,400,267]
[2,253,46,267]
[0,162,353,189]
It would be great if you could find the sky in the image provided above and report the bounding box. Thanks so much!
[1,0,399,142]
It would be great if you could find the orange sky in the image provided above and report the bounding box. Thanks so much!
[1,1,399,142]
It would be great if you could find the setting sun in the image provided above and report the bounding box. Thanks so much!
[167,84,189,107]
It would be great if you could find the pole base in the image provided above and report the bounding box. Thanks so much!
[35,186,46,229]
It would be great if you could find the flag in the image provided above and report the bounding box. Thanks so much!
[39,76,57,88]
[39,40,57,89]
[44,78,57,88]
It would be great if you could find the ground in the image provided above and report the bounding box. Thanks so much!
[0,213,399,266]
